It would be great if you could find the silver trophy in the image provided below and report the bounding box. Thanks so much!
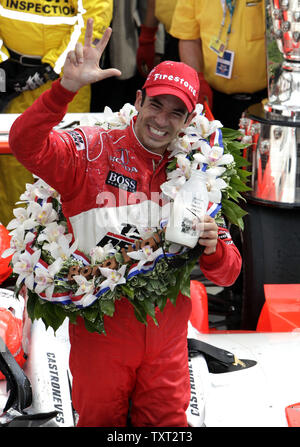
[238,0,300,329]
[267,0,300,120]
[240,0,300,204]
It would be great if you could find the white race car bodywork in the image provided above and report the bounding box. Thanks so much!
[187,323,300,427]
[1,286,300,427]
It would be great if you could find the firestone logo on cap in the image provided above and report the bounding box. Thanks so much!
[152,72,197,96]
[143,61,200,112]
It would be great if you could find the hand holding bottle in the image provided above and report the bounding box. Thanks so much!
[198,215,218,255]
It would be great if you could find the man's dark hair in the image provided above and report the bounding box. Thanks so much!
[141,88,146,106]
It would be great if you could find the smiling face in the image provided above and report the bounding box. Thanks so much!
[134,91,195,155]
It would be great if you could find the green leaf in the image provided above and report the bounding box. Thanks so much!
[167,272,182,305]
[99,299,115,317]
[155,295,168,312]
[120,284,135,299]
[222,199,248,229]
[83,305,99,323]
[221,127,243,140]
[26,292,37,322]
[67,310,79,325]
[227,187,244,203]
[130,300,148,325]
[143,300,158,326]
[166,158,177,171]
[237,168,252,180]
[41,302,67,333]
[84,316,105,335]
[179,260,197,297]
[230,176,252,192]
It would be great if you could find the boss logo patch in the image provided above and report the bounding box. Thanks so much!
[106,170,137,193]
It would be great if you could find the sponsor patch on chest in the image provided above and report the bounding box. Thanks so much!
[106,170,137,193]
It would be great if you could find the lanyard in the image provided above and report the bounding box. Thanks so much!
[218,0,236,46]
[226,0,236,34]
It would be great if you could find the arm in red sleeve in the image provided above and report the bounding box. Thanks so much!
[8,80,83,199]
[199,225,242,287]
[9,79,76,154]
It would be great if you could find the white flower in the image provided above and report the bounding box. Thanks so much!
[195,103,204,115]
[37,222,66,244]
[19,183,39,203]
[89,244,116,264]
[100,106,119,128]
[161,154,191,199]
[13,249,41,290]
[18,179,60,204]
[2,228,35,258]
[118,103,137,126]
[127,246,163,270]
[99,264,127,291]
[168,135,193,158]
[35,258,63,299]
[99,104,137,129]
[72,275,98,307]
[43,234,78,260]
[80,114,102,126]
[6,206,36,231]
[73,275,95,294]
[135,226,157,240]
[187,114,222,139]
[27,201,58,227]
[33,178,60,201]
[160,175,186,200]
[206,173,228,203]
[167,154,191,181]
[193,144,234,171]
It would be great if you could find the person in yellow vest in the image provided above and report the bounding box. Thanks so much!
[0,0,113,226]
[169,0,267,129]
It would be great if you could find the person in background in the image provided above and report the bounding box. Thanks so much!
[169,0,267,129]
[91,0,164,112]
[0,0,113,226]
[9,21,242,426]
[136,0,179,78]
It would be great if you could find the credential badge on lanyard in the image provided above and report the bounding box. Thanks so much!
[209,0,236,56]
[210,0,236,78]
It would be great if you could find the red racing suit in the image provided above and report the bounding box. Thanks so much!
[9,79,242,427]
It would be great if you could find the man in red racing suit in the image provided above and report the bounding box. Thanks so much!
[9,22,242,427]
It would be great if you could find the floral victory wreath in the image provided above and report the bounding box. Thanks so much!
[2,103,251,335]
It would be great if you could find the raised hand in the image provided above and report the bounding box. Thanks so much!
[61,18,121,92]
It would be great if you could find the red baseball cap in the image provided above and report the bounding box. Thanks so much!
[143,61,200,113]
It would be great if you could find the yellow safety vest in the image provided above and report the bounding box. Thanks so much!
[0,0,113,74]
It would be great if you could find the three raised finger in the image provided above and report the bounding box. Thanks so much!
[94,27,113,54]
[84,17,94,47]
[84,18,112,56]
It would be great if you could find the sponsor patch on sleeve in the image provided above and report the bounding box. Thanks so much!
[217,218,233,245]
[66,130,86,151]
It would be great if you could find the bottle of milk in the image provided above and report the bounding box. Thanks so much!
[165,169,208,248]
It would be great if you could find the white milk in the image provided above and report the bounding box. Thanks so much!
[165,170,208,248]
